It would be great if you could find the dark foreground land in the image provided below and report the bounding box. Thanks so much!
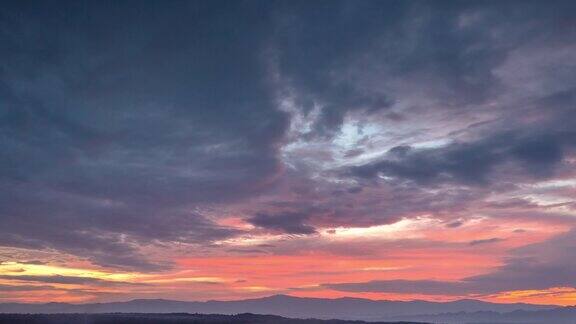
[0,313,428,324]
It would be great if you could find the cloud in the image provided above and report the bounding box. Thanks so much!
[247,212,317,235]
[469,238,504,246]
[271,1,519,137]
[15,260,46,265]
[350,126,576,187]
[0,284,58,292]
[325,228,576,295]
[446,221,464,228]
[0,275,144,287]
[0,1,286,270]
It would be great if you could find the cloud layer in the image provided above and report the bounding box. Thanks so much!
[0,0,575,303]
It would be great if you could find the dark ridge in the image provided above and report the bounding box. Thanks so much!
[0,313,428,324]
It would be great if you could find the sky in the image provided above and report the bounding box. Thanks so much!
[0,0,575,305]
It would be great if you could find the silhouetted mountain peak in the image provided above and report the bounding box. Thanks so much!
[127,299,177,303]
[261,294,301,300]
[0,295,563,323]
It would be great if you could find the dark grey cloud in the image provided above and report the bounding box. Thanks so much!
[469,238,504,246]
[0,0,284,270]
[0,275,144,287]
[273,0,576,136]
[253,172,489,231]
[0,284,57,292]
[339,1,576,189]
[350,125,576,187]
[247,212,317,235]
[445,221,464,228]
[273,2,502,137]
[16,260,46,265]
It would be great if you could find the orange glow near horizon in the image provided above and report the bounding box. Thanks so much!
[0,216,574,305]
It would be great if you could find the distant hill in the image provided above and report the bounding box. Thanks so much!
[392,306,576,324]
[0,313,428,324]
[0,295,569,323]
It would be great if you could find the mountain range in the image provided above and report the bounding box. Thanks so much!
[0,295,573,323]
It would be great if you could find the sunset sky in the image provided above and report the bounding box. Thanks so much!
[1,0,575,306]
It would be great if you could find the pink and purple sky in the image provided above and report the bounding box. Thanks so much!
[0,0,575,305]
